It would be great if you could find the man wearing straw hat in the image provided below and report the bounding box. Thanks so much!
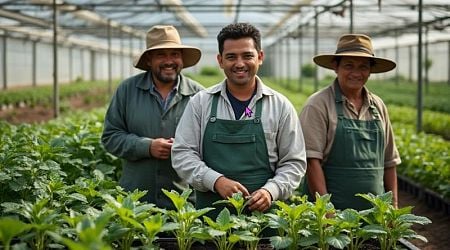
[102,25,204,208]
[299,34,401,210]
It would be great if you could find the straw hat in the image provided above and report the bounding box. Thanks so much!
[313,34,396,73]
[134,25,201,70]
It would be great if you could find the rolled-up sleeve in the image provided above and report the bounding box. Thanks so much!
[262,99,307,201]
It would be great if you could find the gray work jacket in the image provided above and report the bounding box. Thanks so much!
[102,71,204,208]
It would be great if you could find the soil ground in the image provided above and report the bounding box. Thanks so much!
[398,189,450,250]
[0,97,449,250]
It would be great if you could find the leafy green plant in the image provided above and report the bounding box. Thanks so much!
[203,207,259,250]
[49,211,113,250]
[357,192,431,250]
[301,63,316,78]
[334,208,384,250]
[140,213,167,249]
[3,199,61,250]
[101,190,155,250]
[300,193,350,249]
[213,192,251,216]
[266,196,310,250]
[0,217,31,250]
[213,192,268,250]
[162,188,214,250]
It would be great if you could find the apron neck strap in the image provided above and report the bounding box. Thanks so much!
[209,93,220,122]
[369,101,381,120]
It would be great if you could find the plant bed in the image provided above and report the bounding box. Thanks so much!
[156,238,273,250]
[398,175,450,216]
[0,188,431,249]
[154,237,419,250]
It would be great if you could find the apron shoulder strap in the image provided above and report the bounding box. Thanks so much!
[209,93,220,122]
[334,82,345,118]
[253,98,263,123]
[368,97,381,120]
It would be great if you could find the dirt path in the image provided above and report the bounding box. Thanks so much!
[398,189,450,249]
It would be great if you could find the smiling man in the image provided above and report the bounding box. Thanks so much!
[171,23,306,218]
[101,25,204,208]
[299,34,401,210]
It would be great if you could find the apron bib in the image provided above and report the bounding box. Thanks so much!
[303,83,385,210]
[197,94,273,218]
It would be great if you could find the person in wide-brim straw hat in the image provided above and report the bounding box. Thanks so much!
[299,33,401,212]
[102,24,204,210]
[134,25,202,70]
[313,33,396,73]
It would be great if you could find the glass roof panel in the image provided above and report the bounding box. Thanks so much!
[0,0,448,51]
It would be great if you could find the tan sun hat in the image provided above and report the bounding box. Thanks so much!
[134,25,201,70]
[313,34,396,73]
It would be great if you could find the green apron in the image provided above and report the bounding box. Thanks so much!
[303,83,385,210]
[197,94,274,218]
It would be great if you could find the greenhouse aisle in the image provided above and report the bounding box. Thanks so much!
[398,189,450,249]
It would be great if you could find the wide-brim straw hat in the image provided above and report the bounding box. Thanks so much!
[134,25,201,70]
[313,34,396,73]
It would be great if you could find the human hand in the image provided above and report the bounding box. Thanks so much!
[247,188,272,212]
[149,138,174,159]
[214,176,250,199]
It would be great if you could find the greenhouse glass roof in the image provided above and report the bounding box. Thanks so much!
[0,0,449,51]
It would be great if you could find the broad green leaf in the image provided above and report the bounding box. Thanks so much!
[326,234,351,249]
[398,214,432,225]
[0,217,31,246]
[270,236,293,249]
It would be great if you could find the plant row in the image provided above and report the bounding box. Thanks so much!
[394,125,450,199]
[0,86,448,201]
[1,184,431,250]
[0,76,448,139]
[257,77,449,139]
[0,106,441,250]
[265,76,450,114]
[0,80,117,110]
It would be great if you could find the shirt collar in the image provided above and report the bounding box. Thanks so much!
[206,76,275,99]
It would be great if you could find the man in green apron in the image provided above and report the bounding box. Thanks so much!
[299,34,401,210]
[172,23,306,217]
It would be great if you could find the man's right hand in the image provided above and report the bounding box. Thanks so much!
[214,176,250,199]
[149,138,173,159]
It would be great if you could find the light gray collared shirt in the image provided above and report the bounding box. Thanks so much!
[171,77,307,201]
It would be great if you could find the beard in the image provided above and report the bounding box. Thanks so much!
[153,63,181,84]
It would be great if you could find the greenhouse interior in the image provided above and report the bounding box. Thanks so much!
[0,0,449,249]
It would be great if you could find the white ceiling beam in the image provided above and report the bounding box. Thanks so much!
[0,8,50,27]
[162,0,208,38]
[264,0,314,37]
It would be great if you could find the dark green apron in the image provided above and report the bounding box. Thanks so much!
[303,83,385,210]
[197,94,274,218]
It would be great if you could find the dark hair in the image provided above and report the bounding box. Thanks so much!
[217,23,261,55]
